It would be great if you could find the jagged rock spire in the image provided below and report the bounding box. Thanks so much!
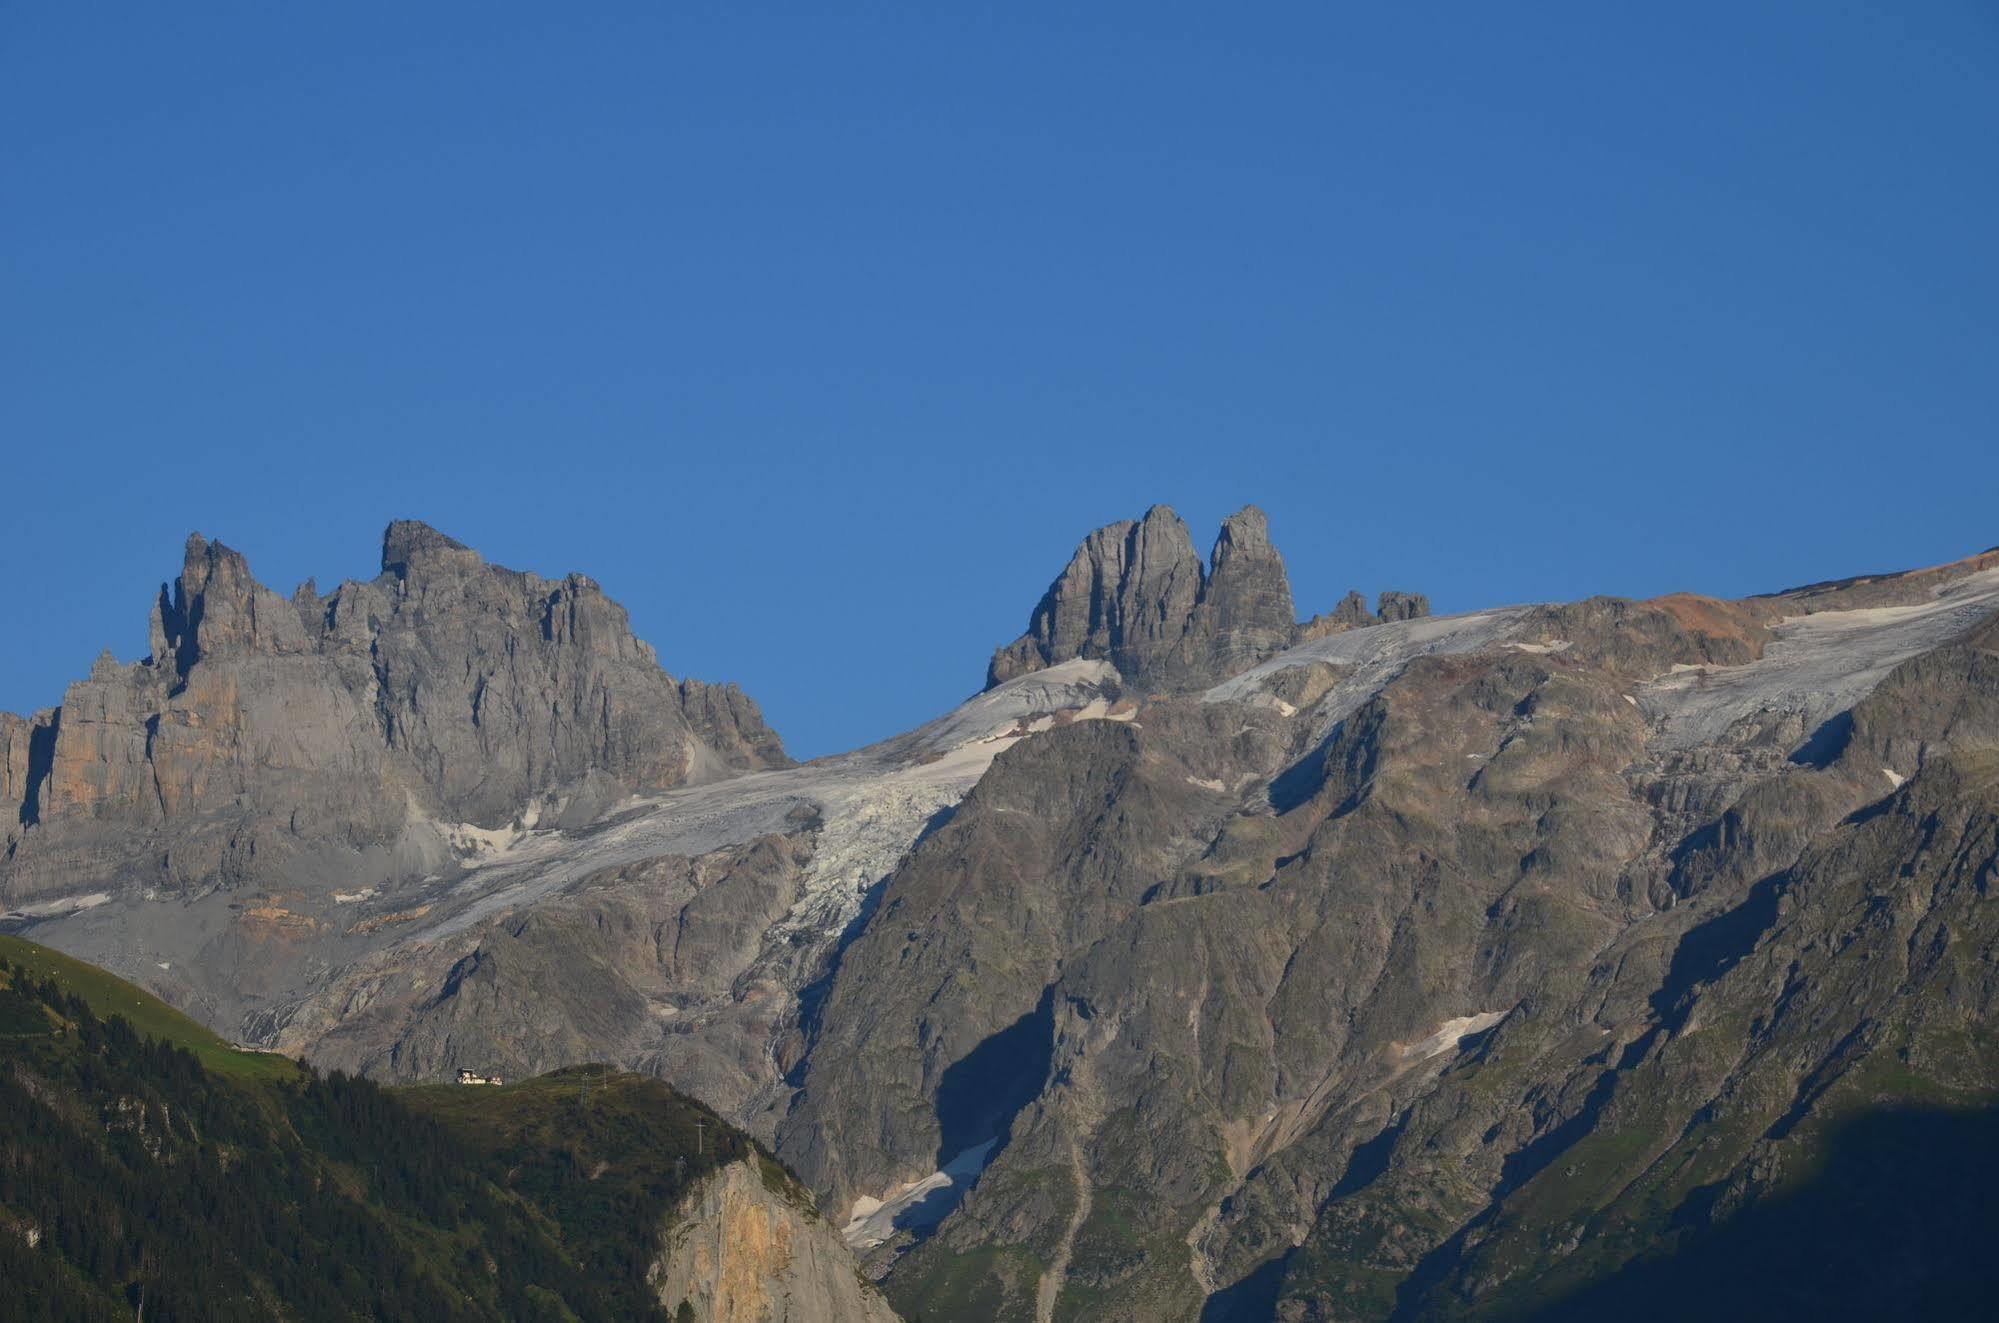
[148,532,310,677]
[4,521,789,905]
[987,504,1296,691]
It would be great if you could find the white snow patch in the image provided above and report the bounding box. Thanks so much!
[1205,607,1541,741]
[843,1138,999,1248]
[1507,639,1572,655]
[3,891,111,921]
[1186,776,1228,792]
[905,659,1123,752]
[1883,767,1907,789]
[1397,1011,1507,1064]
[416,661,1127,951]
[1636,566,1999,752]
[332,888,377,904]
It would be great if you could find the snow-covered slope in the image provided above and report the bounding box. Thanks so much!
[1638,566,1999,751]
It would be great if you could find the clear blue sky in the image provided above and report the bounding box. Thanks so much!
[4,4,1995,757]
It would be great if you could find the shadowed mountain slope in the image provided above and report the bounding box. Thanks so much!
[9,512,1999,1321]
[0,934,894,1322]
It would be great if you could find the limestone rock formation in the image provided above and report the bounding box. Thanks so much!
[12,508,1999,1322]
[0,522,786,910]
[1293,589,1374,643]
[1373,588,1430,622]
[1294,587,1430,642]
[682,677,790,774]
[652,1159,902,1323]
[986,505,1296,691]
[781,544,1999,1321]
[1188,506,1299,680]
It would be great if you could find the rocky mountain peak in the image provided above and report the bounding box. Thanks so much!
[3,522,788,909]
[1376,588,1430,622]
[148,531,309,675]
[1211,503,1273,556]
[1190,504,1295,678]
[1295,585,1432,642]
[381,518,480,577]
[986,503,1295,691]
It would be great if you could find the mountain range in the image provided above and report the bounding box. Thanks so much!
[7,509,1999,1321]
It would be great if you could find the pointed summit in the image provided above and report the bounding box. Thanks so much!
[986,504,1296,691]
[381,520,478,577]
[1187,505,1295,678]
[149,531,309,674]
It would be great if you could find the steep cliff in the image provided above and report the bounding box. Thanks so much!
[13,515,1999,1322]
[986,505,1296,691]
[654,1159,902,1323]
[987,505,1429,692]
[1,521,786,909]
[785,545,1999,1321]
[2,935,891,1322]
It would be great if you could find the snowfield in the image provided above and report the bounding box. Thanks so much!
[1636,566,1999,752]
[1204,606,1539,735]
[843,1138,1000,1249]
[414,659,1126,948]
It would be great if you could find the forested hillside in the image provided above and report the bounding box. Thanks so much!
[0,936,754,1322]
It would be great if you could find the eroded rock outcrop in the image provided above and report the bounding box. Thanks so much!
[1294,587,1430,642]
[986,505,1295,691]
[17,504,1999,1322]
[1,522,786,907]
[987,506,1436,692]
[790,549,1999,1321]
[653,1158,901,1323]
[1373,588,1429,622]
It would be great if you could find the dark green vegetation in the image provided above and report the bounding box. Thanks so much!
[0,934,297,1083]
[402,1065,796,1297]
[1522,1104,1999,1321]
[0,936,751,1322]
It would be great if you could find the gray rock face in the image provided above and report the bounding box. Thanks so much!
[13,508,1999,1322]
[292,831,821,1118]
[986,505,1295,691]
[1294,588,1430,642]
[1373,588,1429,622]
[681,677,790,775]
[262,658,1131,1115]
[1293,589,1374,643]
[0,522,786,909]
[1189,507,1299,680]
[652,1158,902,1322]
[780,554,1999,1321]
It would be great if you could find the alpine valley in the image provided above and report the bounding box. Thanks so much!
[7,508,1999,1321]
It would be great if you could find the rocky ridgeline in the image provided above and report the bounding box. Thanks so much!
[12,506,1998,1321]
[0,520,785,907]
[1294,586,1431,641]
[987,504,1428,692]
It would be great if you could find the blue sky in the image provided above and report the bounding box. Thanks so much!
[4,4,1995,757]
